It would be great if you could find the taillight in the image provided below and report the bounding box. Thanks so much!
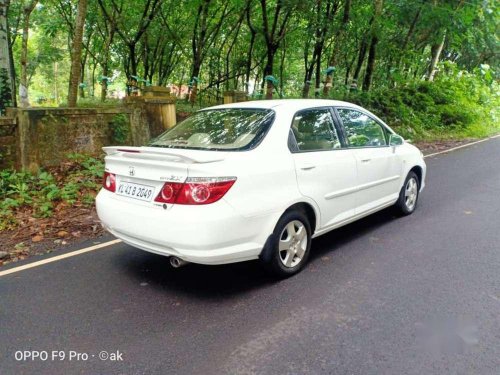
[103,172,116,192]
[155,177,236,205]
[154,182,183,203]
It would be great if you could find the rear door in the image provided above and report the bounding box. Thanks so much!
[335,108,402,214]
[291,108,358,230]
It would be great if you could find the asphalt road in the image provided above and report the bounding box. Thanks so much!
[1,138,499,375]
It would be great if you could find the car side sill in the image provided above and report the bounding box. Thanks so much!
[312,200,396,238]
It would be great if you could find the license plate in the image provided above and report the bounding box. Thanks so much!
[116,182,155,202]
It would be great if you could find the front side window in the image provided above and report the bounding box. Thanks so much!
[290,108,340,152]
[150,109,275,151]
[337,108,387,147]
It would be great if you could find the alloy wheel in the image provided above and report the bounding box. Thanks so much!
[405,177,418,211]
[279,220,308,268]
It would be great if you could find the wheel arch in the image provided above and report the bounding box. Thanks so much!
[408,165,423,186]
[282,201,319,235]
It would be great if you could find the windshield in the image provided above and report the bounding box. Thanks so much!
[150,108,275,151]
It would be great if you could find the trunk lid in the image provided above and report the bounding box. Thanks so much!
[103,146,226,182]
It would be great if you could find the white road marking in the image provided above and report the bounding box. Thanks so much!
[1,134,499,277]
[424,134,500,158]
[0,239,122,277]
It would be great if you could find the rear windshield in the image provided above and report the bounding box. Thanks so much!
[149,108,275,151]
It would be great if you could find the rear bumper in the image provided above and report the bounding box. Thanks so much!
[96,190,276,265]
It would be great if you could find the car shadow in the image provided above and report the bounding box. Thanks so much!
[118,206,398,300]
[309,206,398,259]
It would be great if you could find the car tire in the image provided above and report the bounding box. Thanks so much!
[260,210,312,278]
[395,171,420,215]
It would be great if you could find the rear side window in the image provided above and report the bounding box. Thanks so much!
[149,108,275,151]
[290,109,341,152]
[337,108,387,147]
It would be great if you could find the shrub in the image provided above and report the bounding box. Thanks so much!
[0,154,104,230]
[336,67,499,141]
[109,114,130,144]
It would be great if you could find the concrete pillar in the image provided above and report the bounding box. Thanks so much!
[125,86,177,137]
[223,90,248,104]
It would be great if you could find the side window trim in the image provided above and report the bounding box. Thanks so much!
[288,107,340,153]
[334,106,390,149]
[288,128,299,153]
[330,107,349,148]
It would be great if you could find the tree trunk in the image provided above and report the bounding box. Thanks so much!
[67,0,88,107]
[352,39,368,87]
[362,0,383,91]
[302,80,311,98]
[427,31,446,81]
[323,0,350,96]
[100,28,114,101]
[264,52,274,99]
[189,62,201,105]
[362,35,378,91]
[245,6,256,93]
[53,62,58,104]
[245,32,256,92]
[0,0,16,112]
[314,46,322,98]
[79,54,87,98]
[101,64,108,102]
[19,1,37,107]
[91,60,97,97]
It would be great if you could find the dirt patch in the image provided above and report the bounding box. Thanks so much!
[0,205,105,267]
[414,138,476,155]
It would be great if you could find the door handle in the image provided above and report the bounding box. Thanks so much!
[361,159,371,163]
[300,165,316,170]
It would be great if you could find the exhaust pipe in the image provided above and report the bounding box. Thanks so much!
[170,256,189,268]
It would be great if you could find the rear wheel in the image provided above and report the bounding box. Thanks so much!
[395,171,420,215]
[260,210,312,278]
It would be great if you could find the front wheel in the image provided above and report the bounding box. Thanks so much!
[395,171,420,215]
[260,210,312,278]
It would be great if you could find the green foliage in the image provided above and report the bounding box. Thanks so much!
[337,67,500,141]
[10,0,498,107]
[0,154,104,230]
[109,114,130,144]
[0,68,13,115]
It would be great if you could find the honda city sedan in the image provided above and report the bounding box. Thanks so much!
[96,99,426,277]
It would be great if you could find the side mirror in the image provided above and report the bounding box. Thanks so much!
[389,134,404,146]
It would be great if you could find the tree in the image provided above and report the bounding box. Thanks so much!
[258,0,295,99]
[189,0,232,104]
[19,0,38,107]
[0,0,15,113]
[323,0,350,96]
[97,0,163,79]
[67,0,88,107]
[362,0,383,91]
[426,31,446,81]
[4,0,498,107]
[301,0,339,98]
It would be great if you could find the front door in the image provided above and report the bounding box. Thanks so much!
[290,108,358,230]
[336,108,402,214]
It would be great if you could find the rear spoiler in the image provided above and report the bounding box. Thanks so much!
[102,146,224,164]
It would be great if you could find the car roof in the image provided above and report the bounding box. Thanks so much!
[207,99,363,111]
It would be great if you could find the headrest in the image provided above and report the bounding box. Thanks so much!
[297,115,317,133]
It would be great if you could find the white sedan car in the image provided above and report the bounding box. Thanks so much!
[96,99,426,277]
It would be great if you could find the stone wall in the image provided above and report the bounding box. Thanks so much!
[3,103,173,171]
[0,116,18,169]
[0,88,177,171]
